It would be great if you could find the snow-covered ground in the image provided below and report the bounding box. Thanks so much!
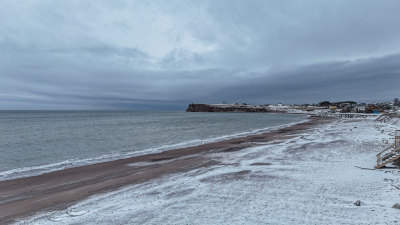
[16,118,400,225]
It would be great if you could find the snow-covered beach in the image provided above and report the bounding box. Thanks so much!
[14,116,400,225]
[3,0,400,224]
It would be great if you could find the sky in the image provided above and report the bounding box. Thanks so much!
[1,0,400,110]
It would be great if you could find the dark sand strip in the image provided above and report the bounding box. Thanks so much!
[0,117,332,224]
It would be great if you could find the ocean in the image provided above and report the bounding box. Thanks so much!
[0,111,307,180]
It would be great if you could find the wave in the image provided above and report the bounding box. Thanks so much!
[0,116,309,181]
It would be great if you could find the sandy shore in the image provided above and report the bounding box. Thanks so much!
[12,116,400,225]
[0,117,331,224]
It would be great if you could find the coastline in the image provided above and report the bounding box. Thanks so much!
[13,115,400,224]
[0,116,330,224]
[0,112,308,182]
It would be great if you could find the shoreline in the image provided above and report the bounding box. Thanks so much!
[0,113,308,182]
[0,117,332,224]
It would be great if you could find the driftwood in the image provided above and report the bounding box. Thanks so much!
[354,166,375,170]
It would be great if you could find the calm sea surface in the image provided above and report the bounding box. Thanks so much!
[0,111,307,180]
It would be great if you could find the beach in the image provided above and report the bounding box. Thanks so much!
[3,0,400,224]
[2,116,400,224]
[0,116,322,223]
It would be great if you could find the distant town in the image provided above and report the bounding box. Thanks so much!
[187,98,400,115]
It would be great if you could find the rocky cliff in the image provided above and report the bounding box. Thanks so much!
[186,103,279,113]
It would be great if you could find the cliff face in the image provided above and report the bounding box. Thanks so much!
[186,104,277,113]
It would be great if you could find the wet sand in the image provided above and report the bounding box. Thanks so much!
[0,117,332,224]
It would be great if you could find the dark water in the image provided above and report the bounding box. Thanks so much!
[0,111,306,180]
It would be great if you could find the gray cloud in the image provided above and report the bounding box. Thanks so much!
[210,54,400,104]
[0,0,400,109]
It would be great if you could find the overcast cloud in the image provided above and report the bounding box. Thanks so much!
[1,0,400,110]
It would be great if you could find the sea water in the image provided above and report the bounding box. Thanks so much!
[0,111,307,180]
